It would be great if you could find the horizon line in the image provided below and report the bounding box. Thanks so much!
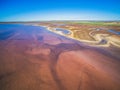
[0,20,120,23]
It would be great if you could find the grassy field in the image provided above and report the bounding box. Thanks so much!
[72,21,120,26]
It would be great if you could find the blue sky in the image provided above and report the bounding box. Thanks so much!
[0,0,120,21]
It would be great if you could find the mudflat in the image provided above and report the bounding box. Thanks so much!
[0,23,120,90]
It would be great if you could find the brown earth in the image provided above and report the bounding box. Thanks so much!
[38,22,120,47]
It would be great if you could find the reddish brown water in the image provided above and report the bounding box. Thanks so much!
[0,24,120,90]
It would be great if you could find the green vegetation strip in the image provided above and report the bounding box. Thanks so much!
[72,21,120,26]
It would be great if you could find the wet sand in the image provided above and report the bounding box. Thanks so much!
[0,24,120,90]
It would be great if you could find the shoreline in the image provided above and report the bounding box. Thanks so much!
[33,24,120,48]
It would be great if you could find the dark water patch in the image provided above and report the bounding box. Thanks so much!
[108,30,120,35]
[0,30,15,40]
[94,47,120,61]
[98,39,108,45]
[56,28,71,34]
[38,36,44,41]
